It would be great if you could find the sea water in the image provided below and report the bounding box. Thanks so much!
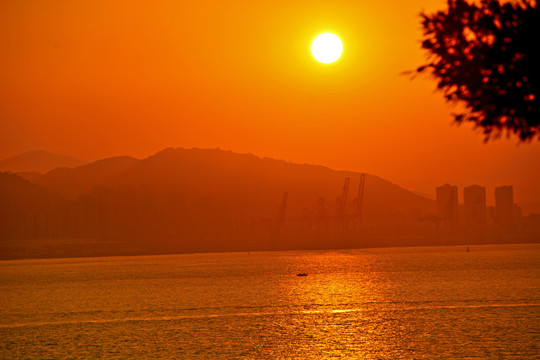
[0,244,538,359]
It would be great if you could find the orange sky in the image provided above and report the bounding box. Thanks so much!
[1,0,539,204]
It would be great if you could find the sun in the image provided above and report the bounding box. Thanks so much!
[311,33,343,64]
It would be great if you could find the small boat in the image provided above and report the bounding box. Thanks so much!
[296,273,308,277]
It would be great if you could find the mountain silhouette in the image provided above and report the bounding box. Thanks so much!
[0,172,65,249]
[31,147,434,225]
[0,150,85,174]
[0,172,63,212]
[3,147,536,259]
[0,148,444,258]
[33,156,139,199]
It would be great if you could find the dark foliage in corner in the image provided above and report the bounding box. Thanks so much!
[416,0,538,141]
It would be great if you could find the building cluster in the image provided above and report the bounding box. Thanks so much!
[435,184,530,234]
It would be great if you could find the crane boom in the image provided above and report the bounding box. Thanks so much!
[336,177,350,218]
[278,191,288,223]
[357,173,366,225]
[341,177,350,208]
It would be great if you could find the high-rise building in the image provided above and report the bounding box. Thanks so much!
[464,185,486,226]
[436,184,459,228]
[495,186,514,226]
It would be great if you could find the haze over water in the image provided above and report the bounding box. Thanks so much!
[1,244,538,359]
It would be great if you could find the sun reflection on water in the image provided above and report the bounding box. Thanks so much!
[277,251,398,358]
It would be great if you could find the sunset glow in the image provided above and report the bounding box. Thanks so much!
[0,0,538,204]
[0,0,539,358]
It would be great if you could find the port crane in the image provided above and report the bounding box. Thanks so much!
[337,177,350,218]
[278,191,288,223]
[356,173,366,227]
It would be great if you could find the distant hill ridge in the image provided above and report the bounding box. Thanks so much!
[34,156,139,199]
[2,148,538,260]
[29,147,434,224]
[0,150,85,174]
[0,172,64,212]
